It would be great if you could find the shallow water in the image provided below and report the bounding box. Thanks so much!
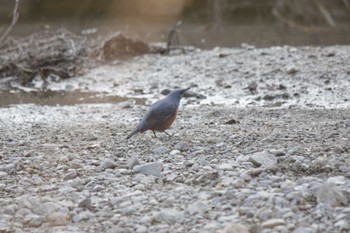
[0,90,145,108]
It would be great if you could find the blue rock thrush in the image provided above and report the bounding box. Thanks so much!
[126,87,191,139]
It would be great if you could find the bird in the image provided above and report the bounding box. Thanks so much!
[126,87,191,139]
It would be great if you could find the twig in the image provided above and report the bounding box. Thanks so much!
[314,0,336,27]
[164,21,182,54]
[0,0,20,46]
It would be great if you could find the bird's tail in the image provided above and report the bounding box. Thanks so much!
[126,127,140,139]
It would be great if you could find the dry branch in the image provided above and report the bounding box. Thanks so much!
[0,0,20,46]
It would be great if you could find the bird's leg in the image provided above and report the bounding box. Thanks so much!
[163,131,172,137]
[152,130,157,138]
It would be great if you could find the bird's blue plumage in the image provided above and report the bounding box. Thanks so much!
[126,87,190,139]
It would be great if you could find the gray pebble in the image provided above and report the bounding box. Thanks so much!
[78,197,92,209]
[292,227,313,233]
[0,171,8,178]
[127,155,140,169]
[152,146,170,154]
[26,214,44,227]
[175,142,189,152]
[316,183,347,206]
[249,151,277,168]
[216,163,233,171]
[102,159,116,169]
[92,185,105,192]
[262,218,285,228]
[154,208,184,224]
[47,212,71,226]
[63,170,78,181]
[133,161,163,176]
[186,201,209,216]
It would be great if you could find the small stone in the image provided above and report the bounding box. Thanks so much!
[78,197,92,209]
[335,219,350,231]
[186,201,209,216]
[72,211,95,223]
[154,208,184,224]
[269,149,286,156]
[222,223,249,233]
[85,133,97,141]
[152,146,170,154]
[0,171,8,178]
[175,142,189,152]
[63,170,77,181]
[135,225,148,233]
[247,81,258,93]
[292,227,313,233]
[262,218,285,228]
[133,162,163,176]
[127,155,140,169]
[286,65,298,74]
[317,183,347,206]
[92,185,105,192]
[249,151,277,168]
[101,159,116,169]
[26,214,44,227]
[326,176,345,185]
[47,212,71,226]
[0,183,5,191]
[216,163,233,171]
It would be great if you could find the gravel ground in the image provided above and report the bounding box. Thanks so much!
[1,45,350,233]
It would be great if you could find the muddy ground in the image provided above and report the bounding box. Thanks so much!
[0,46,350,233]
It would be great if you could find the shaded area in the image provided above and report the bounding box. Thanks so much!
[0,0,349,47]
[0,90,145,108]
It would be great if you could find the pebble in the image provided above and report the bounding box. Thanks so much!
[133,161,163,176]
[92,185,105,192]
[262,218,285,228]
[154,208,184,224]
[292,227,313,233]
[186,201,209,216]
[335,219,350,231]
[47,212,71,226]
[0,183,5,191]
[152,146,170,154]
[175,142,189,152]
[316,183,347,206]
[326,176,345,185]
[216,163,233,171]
[25,214,44,227]
[286,65,298,74]
[78,197,92,209]
[222,223,249,233]
[127,155,140,169]
[101,159,116,169]
[249,151,277,168]
[63,170,78,181]
[0,171,8,178]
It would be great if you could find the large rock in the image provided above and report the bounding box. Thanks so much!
[222,223,249,233]
[47,212,71,226]
[154,208,184,224]
[316,183,348,206]
[249,151,277,168]
[262,218,285,228]
[133,162,163,176]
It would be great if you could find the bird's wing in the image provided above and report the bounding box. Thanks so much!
[142,99,178,129]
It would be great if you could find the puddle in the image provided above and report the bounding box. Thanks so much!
[0,90,145,108]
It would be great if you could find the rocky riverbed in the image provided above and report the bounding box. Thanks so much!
[0,45,350,233]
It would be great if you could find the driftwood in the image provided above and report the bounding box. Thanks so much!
[0,29,165,87]
[0,29,100,86]
[0,0,20,46]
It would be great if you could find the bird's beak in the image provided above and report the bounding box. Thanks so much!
[180,87,191,95]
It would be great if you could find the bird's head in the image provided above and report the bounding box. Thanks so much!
[167,87,191,100]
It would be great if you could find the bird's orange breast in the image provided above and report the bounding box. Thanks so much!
[163,112,177,129]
